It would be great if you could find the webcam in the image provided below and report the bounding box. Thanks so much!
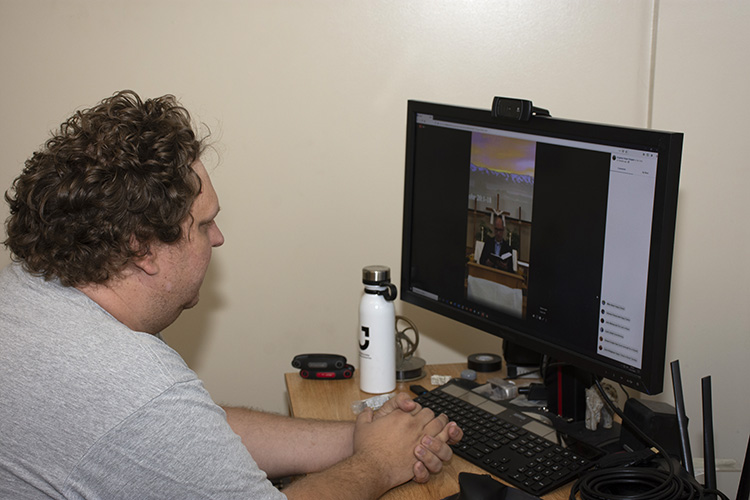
[491,96,550,121]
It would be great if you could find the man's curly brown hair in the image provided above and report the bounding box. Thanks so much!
[3,90,207,287]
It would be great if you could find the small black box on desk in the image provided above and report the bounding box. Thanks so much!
[619,398,681,459]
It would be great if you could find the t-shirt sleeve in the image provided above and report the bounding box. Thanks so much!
[62,379,287,500]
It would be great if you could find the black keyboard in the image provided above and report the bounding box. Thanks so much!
[414,380,593,496]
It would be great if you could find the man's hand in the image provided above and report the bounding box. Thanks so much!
[281,404,453,500]
[376,392,463,482]
[352,402,443,489]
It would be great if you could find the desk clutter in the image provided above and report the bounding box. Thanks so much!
[285,361,748,499]
[413,365,743,500]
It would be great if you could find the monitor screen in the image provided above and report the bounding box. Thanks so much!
[400,100,683,395]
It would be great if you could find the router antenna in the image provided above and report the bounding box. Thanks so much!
[702,376,717,499]
[671,360,695,477]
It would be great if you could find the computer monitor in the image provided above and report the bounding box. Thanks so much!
[400,100,682,396]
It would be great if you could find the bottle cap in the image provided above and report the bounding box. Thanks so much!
[362,265,391,285]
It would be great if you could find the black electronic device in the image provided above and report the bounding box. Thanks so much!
[291,353,347,371]
[416,380,595,496]
[619,398,681,458]
[409,384,429,396]
[441,472,542,500]
[400,99,682,396]
[545,364,594,422]
[702,376,718,499]
[299,364,355,380]
[491,96,550,122]
[503,340,543,368]
[671,359,695,476]
[738,436,750,500]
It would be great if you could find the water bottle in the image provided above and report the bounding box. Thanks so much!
[359,265,397,394]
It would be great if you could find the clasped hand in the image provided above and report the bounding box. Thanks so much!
[353,393,463,489]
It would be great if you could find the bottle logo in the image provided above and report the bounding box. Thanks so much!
[359,326,370,351]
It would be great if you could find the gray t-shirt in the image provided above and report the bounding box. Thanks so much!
[0,263,286,499]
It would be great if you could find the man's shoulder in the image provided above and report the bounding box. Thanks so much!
[0,261,197,416]
[0,264,212,498]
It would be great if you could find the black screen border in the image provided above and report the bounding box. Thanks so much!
[400,100,683,395]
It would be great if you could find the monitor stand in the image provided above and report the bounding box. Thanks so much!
[503,341,623,453]
[545,363,594,422]
[543,362,623,453]
[503,340,597,423]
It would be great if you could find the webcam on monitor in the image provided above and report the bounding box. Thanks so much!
[491,96,550,121]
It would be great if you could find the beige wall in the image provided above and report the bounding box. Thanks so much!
[1,1,747,496]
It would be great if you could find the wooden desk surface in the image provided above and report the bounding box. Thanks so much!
[284,363,571,500]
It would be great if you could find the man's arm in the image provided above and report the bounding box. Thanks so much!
[272,405,443,500]
[220,393,463,498]
[222,406,354,478]
[222,393,462,481]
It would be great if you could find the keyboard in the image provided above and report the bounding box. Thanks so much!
[414,380,593,496]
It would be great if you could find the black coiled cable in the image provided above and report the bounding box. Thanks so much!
[568,379,730,500]
[570,464,704,500]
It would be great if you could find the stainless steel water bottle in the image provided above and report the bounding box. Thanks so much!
[358,265,397,394]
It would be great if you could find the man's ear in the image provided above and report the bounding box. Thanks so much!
[130,238,159,276]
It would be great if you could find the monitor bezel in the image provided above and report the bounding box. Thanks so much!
[400,100,683,395]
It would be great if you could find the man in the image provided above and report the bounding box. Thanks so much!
[480,216,513,271]
[0,91,462,499]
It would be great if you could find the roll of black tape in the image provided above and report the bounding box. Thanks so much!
[468,353,503,372]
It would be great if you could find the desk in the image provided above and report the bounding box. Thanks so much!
[285,363,572,500]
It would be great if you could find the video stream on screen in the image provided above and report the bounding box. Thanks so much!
[410,117,657,372]
[467,132,535,319]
